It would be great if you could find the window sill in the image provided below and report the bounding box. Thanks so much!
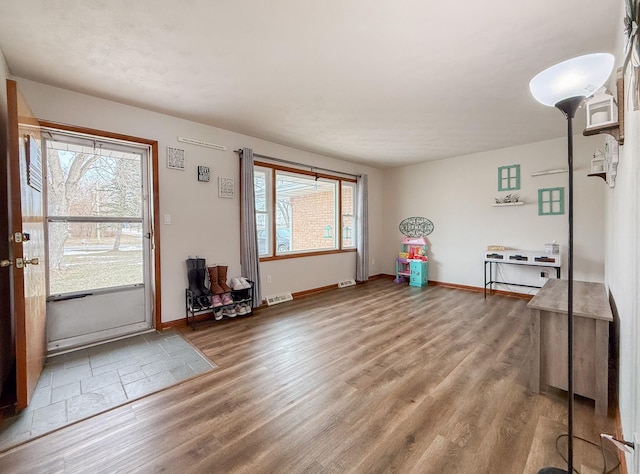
[260,248,357,262]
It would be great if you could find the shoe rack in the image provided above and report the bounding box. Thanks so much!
[185,281,254,330]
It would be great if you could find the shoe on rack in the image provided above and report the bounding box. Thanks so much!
[213,308,223,321]
[217,265,232,293]
[221,293,234,305]
[242,303,252,314]
[222,306,237,318]
[211,295,223,307]
[231,278,244,291]
[239,277,252,289]
[196,258,212,297]
[235,304,247,316]
[186,258,201,296]
[199,296,211,308]
[207,266,225,295]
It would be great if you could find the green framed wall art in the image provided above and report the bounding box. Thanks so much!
[498,165,520,191]
[538,187,564,215]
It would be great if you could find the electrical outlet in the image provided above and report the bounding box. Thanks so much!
[371,258,376,265]
[267,275,272,284]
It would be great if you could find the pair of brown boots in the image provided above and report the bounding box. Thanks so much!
[207,265,231,295]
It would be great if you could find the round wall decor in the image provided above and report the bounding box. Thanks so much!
[399,217,434,237]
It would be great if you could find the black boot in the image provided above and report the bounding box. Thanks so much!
[196,258,211,308]
[186,258,203,310]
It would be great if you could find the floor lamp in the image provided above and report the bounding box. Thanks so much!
[529,53,614,474]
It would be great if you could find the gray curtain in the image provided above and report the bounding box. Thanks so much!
[356,174,369,281]
[240,148,261,307]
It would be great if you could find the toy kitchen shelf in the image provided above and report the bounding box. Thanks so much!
[484,250,561,298]
[396,258,428,287]
[394,236,428,287]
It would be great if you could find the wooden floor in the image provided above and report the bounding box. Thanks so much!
[0,280,619,473]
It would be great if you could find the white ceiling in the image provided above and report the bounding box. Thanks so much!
[0,1,621,167]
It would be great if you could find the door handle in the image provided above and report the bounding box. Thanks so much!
[23,257,39,266]
[0,259,13,268]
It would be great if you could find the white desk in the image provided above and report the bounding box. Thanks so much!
[484,250,561,298]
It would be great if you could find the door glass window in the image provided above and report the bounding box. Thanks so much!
[46,138,146,296]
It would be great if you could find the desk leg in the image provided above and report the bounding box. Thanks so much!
[484,262,487,299]
[530,308,541,393]
[594,319,608,417]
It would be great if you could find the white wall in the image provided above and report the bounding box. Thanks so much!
[15,79,384,323]
[383,133,606,292]
[606,0,640,453]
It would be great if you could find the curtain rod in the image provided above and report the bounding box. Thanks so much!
[235,149,359,178]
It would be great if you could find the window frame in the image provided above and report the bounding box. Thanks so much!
[341,181,356,250]
[255,161,357,261]
[498,164,520,191]
[538,187,565,216]
[254,166,272,257]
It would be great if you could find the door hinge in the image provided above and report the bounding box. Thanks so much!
[0,258,38,269]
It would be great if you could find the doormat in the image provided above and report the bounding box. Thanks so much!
[0,330,216,452]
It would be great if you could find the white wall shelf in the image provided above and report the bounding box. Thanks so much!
[492,202,524,207]
[530,168,568,177]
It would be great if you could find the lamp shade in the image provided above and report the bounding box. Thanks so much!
[529,53,615,106]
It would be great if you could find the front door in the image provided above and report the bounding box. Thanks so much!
[43,130,155,351]
[5,79,47,410]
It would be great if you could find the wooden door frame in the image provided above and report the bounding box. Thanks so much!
[0,83,12,398]
[7,80,28,406]
[38,120,162,330]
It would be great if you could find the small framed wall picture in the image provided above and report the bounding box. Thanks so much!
[197,166,210,182]
[218,177,235,198]
[167,146,185,170]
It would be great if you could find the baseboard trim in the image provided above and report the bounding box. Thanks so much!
[293,283,339,299]
[429,280,533,300]
[161,307,263,330]
[161,274,533,328]
[370,273,394,280]
[162,275,392,328]
[382,273,533,300]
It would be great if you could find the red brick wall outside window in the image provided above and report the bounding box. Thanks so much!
[290,191,336,251]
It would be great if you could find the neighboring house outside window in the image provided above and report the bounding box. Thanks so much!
[254,164,356,259]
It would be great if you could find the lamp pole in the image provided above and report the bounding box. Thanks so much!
[554,96,583,474]
[530,53,614,474]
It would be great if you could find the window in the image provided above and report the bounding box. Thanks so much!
[254,168,270,255]
[341,182,356,249]
[538,187,564,215]
[255,164,356,258]
[46,135,148,296]
[498,164,520,191]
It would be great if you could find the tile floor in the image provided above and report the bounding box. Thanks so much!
[0,330,216,451]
